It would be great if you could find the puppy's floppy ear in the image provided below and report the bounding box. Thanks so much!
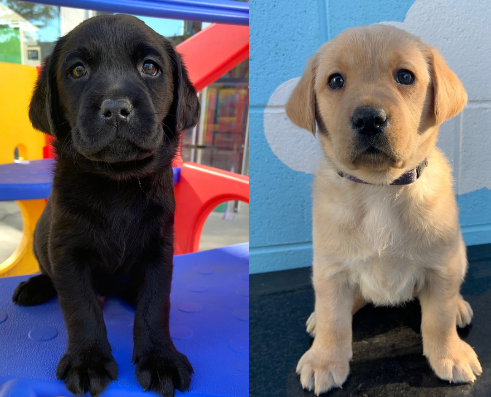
[286,55,318,135]
[164,41,200,133]
[29,37,66,137]
[426,46,467,125]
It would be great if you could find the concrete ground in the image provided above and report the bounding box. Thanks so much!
[0,201,248,263]
[199,202,249,251]
[0,202,23,263]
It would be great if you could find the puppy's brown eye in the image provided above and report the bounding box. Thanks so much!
[142,61,158,76]
[396,69,414,85]
[71,65,87,78]
[328,74,344,89]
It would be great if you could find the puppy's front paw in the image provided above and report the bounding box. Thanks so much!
[134,349,193,397]
[426,339,482,383]
[456,295,473,328]
[56,350,117,396]
[296,346,350,395]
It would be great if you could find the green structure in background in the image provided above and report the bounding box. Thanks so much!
[0,27,21,64]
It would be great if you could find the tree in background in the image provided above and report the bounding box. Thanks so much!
[1,0,58,28]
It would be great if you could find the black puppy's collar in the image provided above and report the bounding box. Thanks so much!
[337,158,428,186]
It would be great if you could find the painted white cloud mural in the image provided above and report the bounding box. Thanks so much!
[264,77,324,174]
[263,0,491,195]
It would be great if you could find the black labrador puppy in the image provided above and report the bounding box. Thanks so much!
[12,14,200,397]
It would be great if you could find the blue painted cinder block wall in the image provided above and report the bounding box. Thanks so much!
[250,0,491,273]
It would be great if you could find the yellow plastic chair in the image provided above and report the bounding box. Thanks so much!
[0,62,46,277]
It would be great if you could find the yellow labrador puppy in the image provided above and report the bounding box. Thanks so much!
[286,25,481,395]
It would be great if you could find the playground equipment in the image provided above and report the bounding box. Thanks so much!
[0,2,249,276]
[0,243,249,397]
[175,163,249,254]
[27,0,249,25]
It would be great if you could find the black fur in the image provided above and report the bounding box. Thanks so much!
[12,14,199,397]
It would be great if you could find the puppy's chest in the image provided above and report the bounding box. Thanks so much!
[334,194,430,304]
[349,198,409,254]
[88,197,168,267]
[349,256,425,305]
[339,190,432,259]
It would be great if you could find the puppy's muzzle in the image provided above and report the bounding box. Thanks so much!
[101,98,133,126]
[352,106,387,136]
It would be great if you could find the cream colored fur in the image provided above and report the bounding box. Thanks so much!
[286,25,481,395]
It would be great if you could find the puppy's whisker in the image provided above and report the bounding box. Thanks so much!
[60,138,72,161]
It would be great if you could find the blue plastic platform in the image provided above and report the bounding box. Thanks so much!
[23,0,249,25]
[0,243,249,397]
[0,159,181,201]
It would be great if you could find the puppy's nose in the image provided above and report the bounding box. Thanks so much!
[101,99,133,125]
[352,106,387,135]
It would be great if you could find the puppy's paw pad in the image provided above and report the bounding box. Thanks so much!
[456,296,473,328]
[12,274,56,306]
[134,350,193,397]
[428,340,482,384]
[306,312,316,337]
[56,351,117,396]
[296,347,350,395]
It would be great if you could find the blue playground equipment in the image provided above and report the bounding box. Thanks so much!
[21,0,249,25]
[0,243,249,396]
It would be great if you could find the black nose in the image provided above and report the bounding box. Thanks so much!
[352,106,387,135]
[101,98,133,125]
